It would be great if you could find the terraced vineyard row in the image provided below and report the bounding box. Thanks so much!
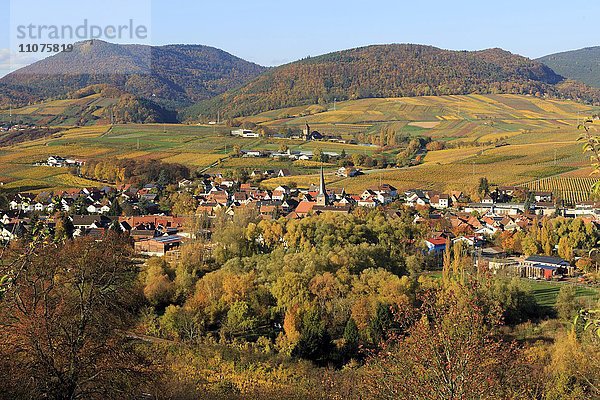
[524,177,598,204]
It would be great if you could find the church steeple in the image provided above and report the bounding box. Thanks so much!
[316,166,328,206]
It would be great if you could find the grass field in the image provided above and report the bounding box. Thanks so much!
[422,272,599,309]
[0,94,599,194]
[528,280,599,308]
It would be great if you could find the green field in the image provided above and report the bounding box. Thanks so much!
[422,272,599,308]
[0,94,599,194]
[528,280,599,308]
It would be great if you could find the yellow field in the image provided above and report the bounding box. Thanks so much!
[0,94,599,196]
[524,177,599,204]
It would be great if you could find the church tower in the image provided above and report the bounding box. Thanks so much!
[316,166,328,206]
[303,123,311,141]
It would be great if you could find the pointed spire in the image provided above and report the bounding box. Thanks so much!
[316,166,329,206]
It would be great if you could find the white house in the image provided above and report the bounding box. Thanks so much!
[430,194,450,209]
[231,129,259,138]
[47,155,67,167]
[337,167,360,178]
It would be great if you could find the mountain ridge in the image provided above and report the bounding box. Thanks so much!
[538,46,600,88]
[0,40,267,110]
[186,43,600,119]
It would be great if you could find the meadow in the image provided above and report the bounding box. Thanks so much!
[529,280,599,308]
[0,94,599,197]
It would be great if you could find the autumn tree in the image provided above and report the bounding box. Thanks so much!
[169,191,197,216]
[555,285,580,322]
[361,285,534,400]
[0,234,148,400]
[143,257,175,306]
[478,177,489,197]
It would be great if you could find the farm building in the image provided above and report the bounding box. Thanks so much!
[134,235,185,256]
[519,255,572,280]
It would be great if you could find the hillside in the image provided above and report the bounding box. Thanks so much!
[1,94,597,199]
[0,40,267,110]
[187,44,600,119]
[0,84,176,125]
[539,46,600,88]
[0,82,41,109]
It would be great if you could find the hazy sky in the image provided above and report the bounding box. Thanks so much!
[1,0,599,77]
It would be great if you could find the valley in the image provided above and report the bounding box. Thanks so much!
[2,5,600,397]
[1,94,598,204]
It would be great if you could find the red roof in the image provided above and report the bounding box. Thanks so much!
[295,201,316,215]
[426,237,447,246]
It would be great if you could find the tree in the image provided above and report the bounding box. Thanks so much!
[143,257,175,306]
[313,148,323,163]
[576,257,593,274]
[478,177,489,197]
[292,306,331,362]
[442,237,452,283]
[362,286,534,400]
[352,153,365,167]
[342,318,360,358]
[224,301,258,336]
[107,198,123,216]
[556,285,580,322]
[368,303,393,345]
[170,192,197,216]
[558,236,574,262]
[53,211,74,242]
[157,168,170,187]
[160,305,203,341]
[0,234,148,399]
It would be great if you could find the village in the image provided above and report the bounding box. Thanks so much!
[2,159,600,285]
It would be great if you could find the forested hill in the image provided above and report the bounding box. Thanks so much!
[0,40,267,110]
[186,44,600,119]
[0,82,41,109]
[538,46,600,88]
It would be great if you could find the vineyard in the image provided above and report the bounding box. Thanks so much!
[524,177,598,205]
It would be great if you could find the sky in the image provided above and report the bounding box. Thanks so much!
[1,0,599,77]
